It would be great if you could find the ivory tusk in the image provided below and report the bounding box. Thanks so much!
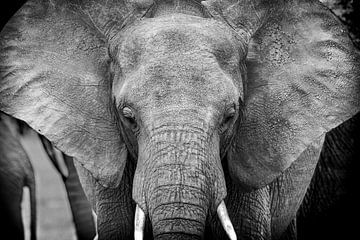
[134,205,146,240]
[217,201,237,240]
[92,210,98,239]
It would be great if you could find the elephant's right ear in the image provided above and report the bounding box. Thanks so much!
[0,0,144,188]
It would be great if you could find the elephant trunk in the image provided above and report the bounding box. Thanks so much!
[148,164,210,239]
[133,124,228,239]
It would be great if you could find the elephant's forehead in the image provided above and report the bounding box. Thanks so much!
[112,14,242,113]
[133,14,237,49]
[138,21,231,53]
[117,55,240,119]
[118,14,241,75]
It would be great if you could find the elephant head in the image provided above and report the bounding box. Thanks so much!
[1,0,359,239]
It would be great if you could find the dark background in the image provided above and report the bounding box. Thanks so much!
[321,0,360,48]
[0,0,24,29]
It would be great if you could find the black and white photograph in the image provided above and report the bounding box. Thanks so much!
[0,0,359,239]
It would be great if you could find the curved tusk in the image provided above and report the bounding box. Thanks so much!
[92,210,98,240]
[217,201,237,240]
[134,205,146,240]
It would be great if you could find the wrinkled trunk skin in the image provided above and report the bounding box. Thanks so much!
[148,166,209,240]
[133,124,227,240]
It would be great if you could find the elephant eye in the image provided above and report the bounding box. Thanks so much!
[225,105,237,121]
[223,111,235,125]
[122,106,134,118]
[224,113,234,124]
[122,106,137,128]
[220,106,236,133]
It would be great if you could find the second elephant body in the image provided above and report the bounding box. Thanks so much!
[0,113,36,240]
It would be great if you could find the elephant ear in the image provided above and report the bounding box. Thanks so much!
[0,0,144,188]
[204,0,360,189]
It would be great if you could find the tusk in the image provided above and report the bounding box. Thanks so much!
[134,205,146,240]
[217,201,237,240]
[92,210,98,239]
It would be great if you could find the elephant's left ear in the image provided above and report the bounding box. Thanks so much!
[0,0,144,188]
[204,0,360,189]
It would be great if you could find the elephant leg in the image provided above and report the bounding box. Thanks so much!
[0,113,36,240]
[39,135,95,240]
[270,135,325,239]
[25,163,37,240]
[225,185,271,240]
[279,219,297,240]
[62,154,96,240]
[39,135,68,178]
[206,167,272,240]
[74,156,143,240]
[0,174,24,240]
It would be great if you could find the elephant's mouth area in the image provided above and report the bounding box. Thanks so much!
[93,158,274,240]
[131,163,273,240]
[134,192,272,240]
[129,126,238,239]
[133,164,230,239]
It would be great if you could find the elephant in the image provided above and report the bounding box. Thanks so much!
[0,3,96,239]
[0,0,359,239]
[39,135,97,240]
[0,112,37,240]
[0,112,96,240]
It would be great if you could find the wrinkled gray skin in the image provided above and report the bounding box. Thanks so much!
[78,2,357,239]
[0,113,36,240]
[0,0,359,239]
